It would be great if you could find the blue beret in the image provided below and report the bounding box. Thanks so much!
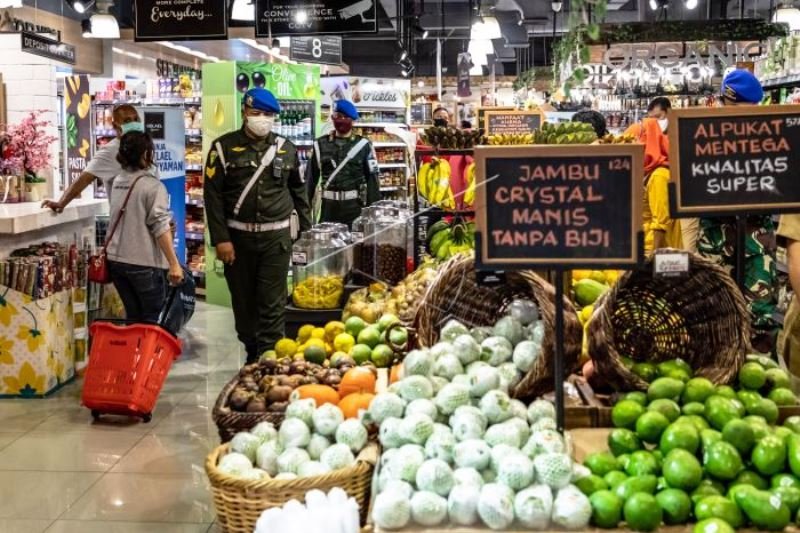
[333,99,359,120]
[721,69,763,104]
[244,88,281,113]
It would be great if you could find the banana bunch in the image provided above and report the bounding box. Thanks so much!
[597,133,639,144]
[463,162,476,207]
[484,133,534,145]
[420,126,484,149]
[427,219,475,261]
[418,157,456,210]
[533,121,598,145]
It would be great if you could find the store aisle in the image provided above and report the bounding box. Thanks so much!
[0,302,241,533]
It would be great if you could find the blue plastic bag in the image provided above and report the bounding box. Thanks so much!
[159,266,196,335]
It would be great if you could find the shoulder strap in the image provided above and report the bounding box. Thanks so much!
[232,136,287,217]
[324,137,370,189]
[103,174,146,251]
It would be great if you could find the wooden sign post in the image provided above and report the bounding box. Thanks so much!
[668,105,800,289]
[474,144,644,429]
[484,110,544,137]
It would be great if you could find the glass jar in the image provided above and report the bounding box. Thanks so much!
[362,206,409,286]
[316,222,353,276]
[351,207,372,285]
[291,226,348,309]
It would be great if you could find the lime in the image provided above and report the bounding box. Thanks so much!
[714,385,737,399]
[699,478,727,493]
[648,398,682,422]
[626,450,660,476]
[371,344,394,368]
[632,362,659,383]
[662,449,703,491]
[608,428,642,456]
[660,422,700,455]
[647,377,685,402]
[621,356,635,369]
[721,419,755,455]
[656,488,692,525]
[623,492,662,532]
[730,469,769,490]
[726,482,757,503]
[737,389,762,408]
[662,368,692,382]
[785,415,800,434]
[589,489,623,528]
[700,428,722,451]
[691,484,722,506]
[350,343,372,365]
[575,474,608,496]
[604,470,628,489]
[751,435,787,476]
[584,451,621,477]
[703,441,744,481]
[683,377,716,404]
[636,411,670,444]
[774,426,794,442]
[694,495,744,528]
[615,475,658,501]
[616,454,631,471]
[377,313,400,332]
[344,316,367,338]
[747,397,779,424]
[766,367,792,390]
[682,402,706,416]
[744,415,771,440]
[303,344,327,365]
[611,400,645,430]
[739,361,767,390]
[769,387,797,406]
[624,391,648,406]
[388,326,408,347]
[772,473,800,489]
[704,395,740,431]
[260,349,277,361]
[666,357,693,375]
[772,485,800,514]
[357,326,382,348]
[693,518,735,533]
[657,476,669,491]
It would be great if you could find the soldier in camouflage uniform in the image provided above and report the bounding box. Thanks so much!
[308,99,380,227]
[698,70,778,354]
[204,88,312,363]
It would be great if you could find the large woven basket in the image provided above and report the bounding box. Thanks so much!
[206,442,378,533]
[587,250,750,392]
[212,377,285,443]
[413,254,582,400]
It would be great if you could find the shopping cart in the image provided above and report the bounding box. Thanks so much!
[82,288,184,422]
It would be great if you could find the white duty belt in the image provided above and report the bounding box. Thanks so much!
[322,190,359,201]
[227,136,287,218]
[226,218,290,232]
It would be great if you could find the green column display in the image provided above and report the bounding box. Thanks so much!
[201,61,321,307]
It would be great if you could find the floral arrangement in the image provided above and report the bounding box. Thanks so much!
[0,111,57,182]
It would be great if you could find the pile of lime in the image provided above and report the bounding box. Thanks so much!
[580,355,800,532]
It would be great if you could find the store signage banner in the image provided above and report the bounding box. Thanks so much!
[669,105,800,217]
[602,42,762,72]
[20,32,75,65]
[145,107,187,261]
[64,75,91,188]
[320,76,410,110]
[457,52,471,97]
[474,145,644,268]
[256,0,378,37]
[290,36,342,65]
[134,0,227,41]
[484,111,542,137]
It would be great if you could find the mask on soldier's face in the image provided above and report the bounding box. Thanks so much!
[247,115,274,137]
[333,117,353,135]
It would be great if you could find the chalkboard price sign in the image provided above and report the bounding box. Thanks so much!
[669,105,800,216]
[474,145,644,268]
[484,111,542,137]
[134,0,227,41]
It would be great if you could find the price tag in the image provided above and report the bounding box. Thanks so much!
[653,251,690,278]
[292,251,308,265]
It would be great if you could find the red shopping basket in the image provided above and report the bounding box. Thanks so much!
[82,321,182,422]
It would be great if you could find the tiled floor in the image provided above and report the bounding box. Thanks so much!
[0,302,244,532]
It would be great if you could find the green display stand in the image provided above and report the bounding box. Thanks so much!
[201,62,321,307]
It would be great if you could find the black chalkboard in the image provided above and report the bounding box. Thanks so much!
[411,103,432,125]
[474,145,644,268]
[484,111,542,137]
[669,105,800,216]
[134,0,227,41]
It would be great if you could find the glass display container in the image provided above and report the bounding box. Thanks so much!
[291,226,348,309]
[361,206,409,286]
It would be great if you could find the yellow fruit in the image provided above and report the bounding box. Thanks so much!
[588,270,607,284]
[581,305,594,324]
[334,332,356,354]
[572,270,592,281]
[324,321,345,341]
[324,342,334,356]
[311,327,326,340]
[275,338,298,358]
[605,270,620,284]
[305,338,326,351]
[297,324,315,343]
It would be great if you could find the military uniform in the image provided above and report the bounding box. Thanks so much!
[698,215,778,353]
[204,128,312,360]
[308,132,380,227]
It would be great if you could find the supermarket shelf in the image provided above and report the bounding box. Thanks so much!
[357,122,408,129]
[185,231,204,240]
[374,142,407,148]
[186,164,202,171]
[186,128,202,137]
[762,75,800,89]
[380,186,403,192]
[292,139,314,146]
[95,97,202,106]
[186,197,204,207]
[378,162,406,168]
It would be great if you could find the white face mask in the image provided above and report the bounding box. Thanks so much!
[247,115,274,137]
[658,118,668,132]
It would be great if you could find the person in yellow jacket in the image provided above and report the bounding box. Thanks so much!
[625,118,682,253]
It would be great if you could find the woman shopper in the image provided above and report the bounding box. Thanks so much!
[106,131,183,322]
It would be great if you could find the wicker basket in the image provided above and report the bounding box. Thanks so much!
[206,442,378,533]
[212,376,286,443]
[413,254,582,400]
[587,250,750,392]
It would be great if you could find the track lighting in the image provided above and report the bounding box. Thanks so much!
[684,0,697,8]
[271,38,280,55]
[231,0,254,21]
[66,0,95,14]
[81,18,92,38]
[551,1,563,12]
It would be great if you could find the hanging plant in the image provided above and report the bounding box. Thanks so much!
[553,0,609,95]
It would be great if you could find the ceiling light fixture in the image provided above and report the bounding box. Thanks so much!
[471,16,501,40]
[0,0,22,7]
[551,1,563,12]
[774,5,800,31]
[87,0,119,38]
[66,0,95,14]
[271,38,281,55]
[230,0,254,21]
[295,9,308,24]
[81,18,92,38]
[684,0,697,8]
